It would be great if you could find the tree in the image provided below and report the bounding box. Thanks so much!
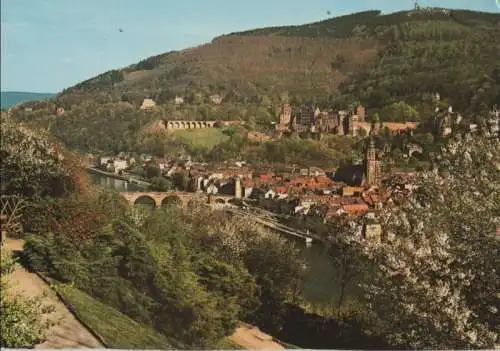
[380,101,420,122]
[171,172,189,191]
[359,135,499,349]
[150,177,172,191]
[1,251,49,347]
[0,113,77,198]
[144,164,161,179]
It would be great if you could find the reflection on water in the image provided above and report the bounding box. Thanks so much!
[288,235,339,306]
[88,172,145,192]
[89,171,338,305]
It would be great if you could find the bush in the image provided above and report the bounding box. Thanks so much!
[1,251,49,348]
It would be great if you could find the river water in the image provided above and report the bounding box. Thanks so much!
[89,171,338,305]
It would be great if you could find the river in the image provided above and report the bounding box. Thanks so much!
[89,171,339,306]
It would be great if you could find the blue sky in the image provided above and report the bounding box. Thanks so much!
[1,0,497,93]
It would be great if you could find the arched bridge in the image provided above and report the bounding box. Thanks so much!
[165,120,216,130]
[119,191,236,208]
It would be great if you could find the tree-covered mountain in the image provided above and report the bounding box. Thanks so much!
[1,92,55,109]
[10,8,500,154]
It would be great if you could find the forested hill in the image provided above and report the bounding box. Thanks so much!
[10,8,500,153]
[224,9,500,39]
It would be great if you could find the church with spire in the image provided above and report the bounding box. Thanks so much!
[363,136,382,187]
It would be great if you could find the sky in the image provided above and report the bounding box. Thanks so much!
[1,0,498,93]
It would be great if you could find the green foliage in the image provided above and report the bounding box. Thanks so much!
[149,176,172,191]
[349,135,500,348]
[65,69,124,93]
[0,114,76,198]
[171,172,189,191]
[173,128,230,156]
[144,164,161,179]
[54,283,174,349]
[9,9,498,156]
[379,101,419,122]
[0,251,48,348]
[208,133,360,168]
[23,199,305,348]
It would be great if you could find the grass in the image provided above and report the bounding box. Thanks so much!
[215,337,244,349]
[54,283,244,350]
[172,128,229,151]
[54,284,173,349]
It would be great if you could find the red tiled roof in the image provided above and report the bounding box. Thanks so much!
[382,122,419,131]
[275,186,287,194]
[343,203,369,215]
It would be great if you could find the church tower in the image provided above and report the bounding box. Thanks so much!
[234,176,242,199]
[364,137,381,187]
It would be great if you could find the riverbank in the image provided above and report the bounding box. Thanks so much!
[86,166,151,187]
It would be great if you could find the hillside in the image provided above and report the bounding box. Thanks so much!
[10,8,500,154]
[1,91,55,109]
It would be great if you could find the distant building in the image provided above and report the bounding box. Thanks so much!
[434,108,454,137]
[356,105,366,122]
[140,99,156,110]
[113,159,128,174]
[293,102,315,133]
[174,95,184,105]
[210,94,223,105]
[364,137,382,187]
[99,156,113,167]
[276,103,292,132]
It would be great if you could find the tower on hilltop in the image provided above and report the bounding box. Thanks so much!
[364,137,382,187]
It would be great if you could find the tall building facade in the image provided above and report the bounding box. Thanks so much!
[293,102,316,133]
[364,137,382,187]
[279,103,292,125]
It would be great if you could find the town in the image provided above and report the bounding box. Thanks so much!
[2,4,500,350]
[87,98,499,244]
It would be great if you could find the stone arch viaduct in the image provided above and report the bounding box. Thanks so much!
[165,120,216,131]
[119,191,235,208]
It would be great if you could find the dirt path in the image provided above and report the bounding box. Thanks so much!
[230,323,284,350]
[3,239,284,350]
[2,239,103,349]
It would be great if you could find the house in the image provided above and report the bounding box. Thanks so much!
[308,167,326,177]
[174,95,184,105]
[210,94,223,105]
[264,189,276,199]
[56,107,65,116]
[113,159,128,174]
[342,186,364,197]
[206,183,219,195]
[156,158,168,171]
[363,223,382,242]
[99,156,113,167]
[342,203,369,216]
[140,99,156,110]
[274,186,288,197]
